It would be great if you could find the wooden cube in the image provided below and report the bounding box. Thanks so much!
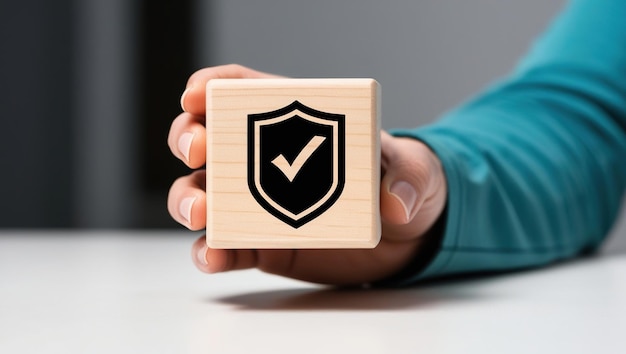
[206,79,380,248]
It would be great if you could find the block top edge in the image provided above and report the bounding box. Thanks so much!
[207,78,379,90]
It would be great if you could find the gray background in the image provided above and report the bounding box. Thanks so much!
[0,0,624,252]
[201,1,563,130]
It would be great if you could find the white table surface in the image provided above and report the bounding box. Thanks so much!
[1,231,625,354]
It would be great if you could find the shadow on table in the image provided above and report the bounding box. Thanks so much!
[213,282,490,311]
[212,252,621,311]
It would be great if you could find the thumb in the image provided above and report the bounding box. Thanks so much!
[379,131,446,239]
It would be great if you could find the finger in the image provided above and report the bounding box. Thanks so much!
[181,64,280,115]
[168,112,206,168]
[380,131,427,224]
[379,131,447,240]
[191,236,260,274]
[167,170,207,230]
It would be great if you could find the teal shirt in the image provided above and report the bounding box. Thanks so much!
[393,0,626,283]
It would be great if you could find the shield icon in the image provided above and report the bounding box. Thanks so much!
[248,100,345,228]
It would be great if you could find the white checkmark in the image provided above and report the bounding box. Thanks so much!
[271,135,327,182]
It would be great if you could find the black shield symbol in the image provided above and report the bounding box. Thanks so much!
[248,101,345,228]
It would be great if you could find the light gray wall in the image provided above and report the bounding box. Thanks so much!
[199,1,564,129]
[197,0,626,252]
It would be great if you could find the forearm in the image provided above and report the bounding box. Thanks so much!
[393,0,626,282]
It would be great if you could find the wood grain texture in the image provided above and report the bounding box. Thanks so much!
[206,79,380,248]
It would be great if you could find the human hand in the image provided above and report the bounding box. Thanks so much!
[167,64,447,285]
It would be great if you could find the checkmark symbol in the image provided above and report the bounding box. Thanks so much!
[271,135,327,182]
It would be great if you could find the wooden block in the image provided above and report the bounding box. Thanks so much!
[206,79,381,248]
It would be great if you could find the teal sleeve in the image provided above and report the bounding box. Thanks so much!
[392,0,626,282]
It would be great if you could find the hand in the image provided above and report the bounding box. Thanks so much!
[167,64,447,285]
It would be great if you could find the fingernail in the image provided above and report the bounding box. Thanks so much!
[179,196,196,224]
[389,181,418,222]
[180,85,194,112]
[197,245,208,266]
[178,132,194,162]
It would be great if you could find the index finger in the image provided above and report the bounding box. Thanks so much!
[181,64,280,115]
